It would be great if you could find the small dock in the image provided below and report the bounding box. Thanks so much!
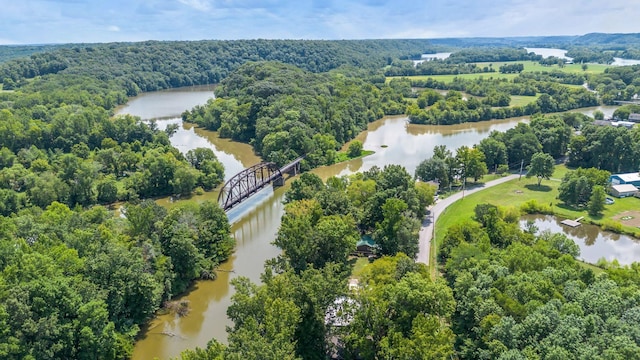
[561,216,584,228]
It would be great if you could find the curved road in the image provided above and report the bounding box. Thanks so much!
[416,174,520,265]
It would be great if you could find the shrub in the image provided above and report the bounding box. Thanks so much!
[520,199,553,214]
[601,219,623,233]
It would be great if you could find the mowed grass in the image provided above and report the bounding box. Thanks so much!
[474,61,609,75]
[387,61,610,84]
[435,165,640,245]
[388,73,520,84]
[510,94,540,107]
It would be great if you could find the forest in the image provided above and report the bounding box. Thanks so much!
[1,36,640,359]
[181,62,406,167]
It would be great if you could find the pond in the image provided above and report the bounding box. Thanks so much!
[521,215,640,265]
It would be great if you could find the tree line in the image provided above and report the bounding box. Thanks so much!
[406,81,597,125]
[0,39,436,93]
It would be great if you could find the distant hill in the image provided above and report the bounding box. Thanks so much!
[0,44,71,64]
[569,32,640,46]
[427,32,640,49]
[428,35,578,48]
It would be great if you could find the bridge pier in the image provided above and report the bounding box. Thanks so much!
[273,175,285,187]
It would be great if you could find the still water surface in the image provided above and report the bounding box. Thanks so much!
[525,47,640,66]
[521,215,640,265]
[120,86,617,359]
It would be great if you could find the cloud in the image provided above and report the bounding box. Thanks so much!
[177,0,211,11]
[2,0,640,44]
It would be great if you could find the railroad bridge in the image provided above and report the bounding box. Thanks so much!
[218,157,304,212]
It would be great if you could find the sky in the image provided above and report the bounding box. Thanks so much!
[0,0,638,45]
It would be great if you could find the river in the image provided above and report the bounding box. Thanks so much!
[525,47,640,66]
[521,215,640,265]
[118,86,607,359]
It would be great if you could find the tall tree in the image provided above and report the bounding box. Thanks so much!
[588,185,606,216]
[527,152,555,187]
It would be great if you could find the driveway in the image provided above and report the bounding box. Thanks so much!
[416,174,520,265]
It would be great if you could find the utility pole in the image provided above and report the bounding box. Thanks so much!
[462,176,466,199]
[519,159,524,180]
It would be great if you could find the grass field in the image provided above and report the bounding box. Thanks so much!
[387,60,610,84]
[474,61,609,75]
[334,149,375,163]
[435,165,640,245]
[510,94,540,107]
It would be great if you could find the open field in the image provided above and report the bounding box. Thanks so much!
[387,61,610,84]
[435,165,640,244]
[474,61,610,74]
[389,73,520,83]
[510,94,540,107]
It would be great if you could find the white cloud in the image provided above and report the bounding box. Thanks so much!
[3,0,640,44]
[177,0,211,11]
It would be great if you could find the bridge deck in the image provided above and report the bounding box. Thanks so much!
[218,157,304,212]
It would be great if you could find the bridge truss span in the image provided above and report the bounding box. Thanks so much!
[218,162,281,211]
[218,157,303,212]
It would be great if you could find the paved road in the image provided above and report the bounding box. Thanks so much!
[416,174,520,265]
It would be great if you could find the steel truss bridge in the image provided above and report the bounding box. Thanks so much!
[218,157,304,211]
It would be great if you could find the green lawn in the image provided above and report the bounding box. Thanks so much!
[474,61,609,75]
[387,61,610,84]
[334,149,375,163]
[510,94,540,107]
[435,165,640,245]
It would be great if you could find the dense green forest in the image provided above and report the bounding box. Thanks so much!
[0,44,71,64]
[182,62,406,167]
[0,39,436,93]
[0,199,233,359]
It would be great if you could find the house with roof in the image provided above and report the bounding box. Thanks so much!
[355,235,378,257]
[610,184,638,198]
[628,113,640,123]
[610,172,640,187]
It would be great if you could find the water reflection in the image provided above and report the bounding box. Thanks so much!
[521,215,640,265]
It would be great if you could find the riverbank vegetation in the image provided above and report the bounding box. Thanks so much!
[428,109,640,240]
[181,167,450,359]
